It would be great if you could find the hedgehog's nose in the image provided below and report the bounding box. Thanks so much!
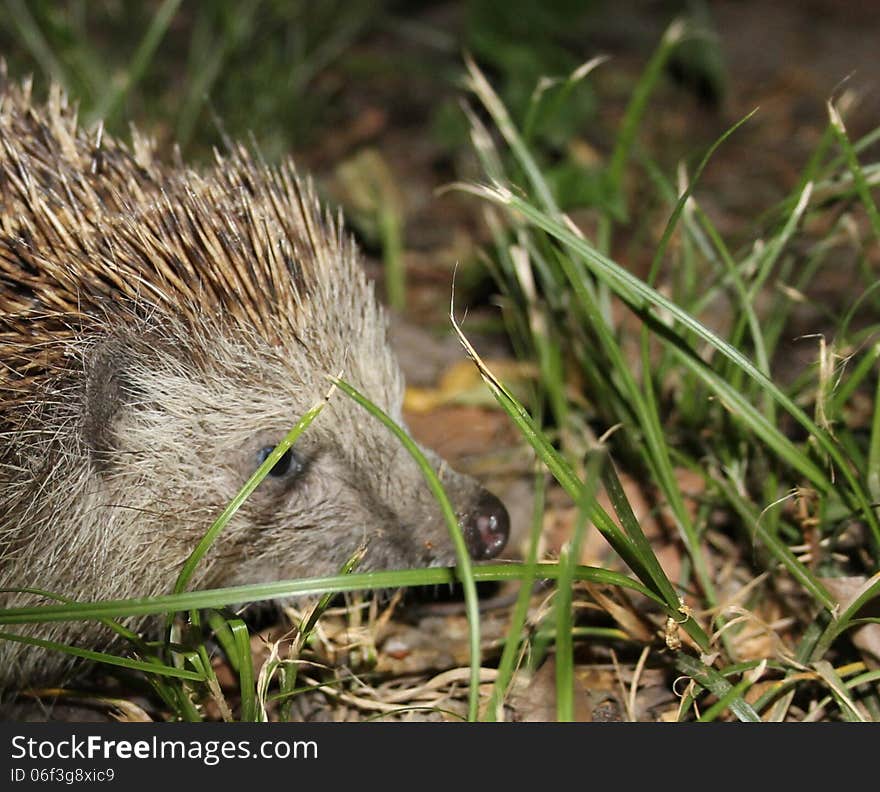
[463,490,509,560]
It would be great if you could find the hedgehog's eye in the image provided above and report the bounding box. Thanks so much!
[256,445,302,478]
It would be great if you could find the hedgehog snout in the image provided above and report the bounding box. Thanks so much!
[461,489,509,560]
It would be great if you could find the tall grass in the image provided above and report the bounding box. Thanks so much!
[451,24,880,721]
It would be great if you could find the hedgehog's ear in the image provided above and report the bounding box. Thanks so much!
[82,340,137,465]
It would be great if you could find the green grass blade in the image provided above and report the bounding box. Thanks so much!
[330,377,482,722]
[485,469,547,721]
[828,101,880,240]
[88,0,183,125]
[280,547,365,721]
[454,182,880,547]
[828,342,880,418]
[0,631,204,681]
[553,243,713,598]
[465,54,559,215]
[173,393,330,596]
[696,674,755,722]
[206,610,240,673]
[812,572,880,660]
[229,618,256,722]
[602,460,680,607]
[0,564,665,625]
[663,339,828,488]
[4,0,72,90]
[605,20,687,217]
[0,587,144,647]
[813,660,866,722]
[675,653,761,722]
[710,474,836,612]
[554,504,586,722]
[556,453,604,722]
[450,307,711,651]
[868,369,880,500]
[645,109,758,286]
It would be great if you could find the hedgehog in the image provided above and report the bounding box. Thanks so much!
[0,75,509,698]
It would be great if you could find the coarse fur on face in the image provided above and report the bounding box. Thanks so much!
[0,73,507,694]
